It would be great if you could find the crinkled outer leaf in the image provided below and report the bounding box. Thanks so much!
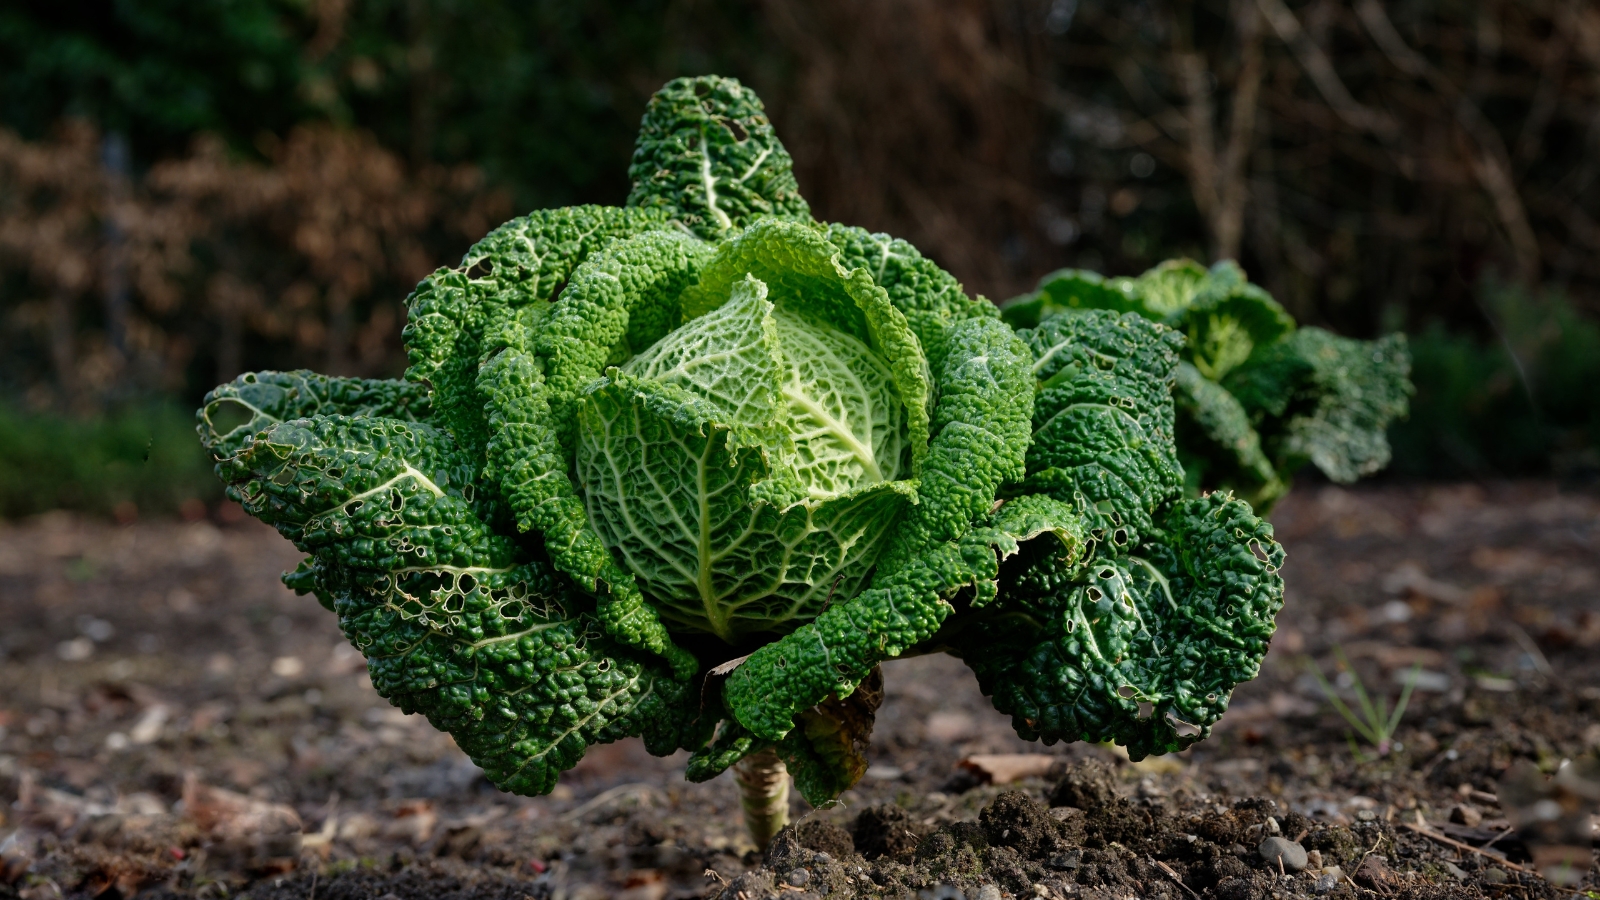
[679,219,931,475]
[402,205,670,461]
[197,370,431,461]
[877,316,1035,573]
[535,228,713,446]
[1015,310,1184,546]
[198,373,437,614]
[1003,260,1292,384]
[215,415,494,558]
[626,75,810,239]
[821,224,998,372]
[1172,362,1287,511]
[214,414,702,796]
[1225,328,1412,483]
[475,228,712,678]
[999,268,1143,330]
[722,320,1044,744]
[776,666,885,806]
[685,719,760,783]
[958,491,1284,759]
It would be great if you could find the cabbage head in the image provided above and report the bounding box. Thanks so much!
[197,75,1286,807]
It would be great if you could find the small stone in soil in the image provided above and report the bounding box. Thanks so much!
[1442,861,1468,880]
[973,885,1003,900]
[786,868,811,886]
[1313,874,1339,894]
[1048,849,1082,870]
[1450,803,1482,827]
[1306,849,1323,868]
[1482,868,1509,884]
[1258,837,1309,872]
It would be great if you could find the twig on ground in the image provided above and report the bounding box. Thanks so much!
[1151,857,1202,900]
[560,783,665,822]
[1505,623,1553,678]
[1477,823,1514,853]
[1348,833,1386,891]
[1401,822,1537,875]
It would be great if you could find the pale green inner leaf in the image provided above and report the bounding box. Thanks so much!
[581,273,913,641]
[771,308,903,496]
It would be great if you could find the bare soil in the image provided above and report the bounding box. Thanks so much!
[1,482,1597,900]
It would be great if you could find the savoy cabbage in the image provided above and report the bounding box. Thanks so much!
[197,76,1286,810]
[1002,260,1413,510]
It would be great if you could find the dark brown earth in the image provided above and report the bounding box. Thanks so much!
[2,482,1597,900]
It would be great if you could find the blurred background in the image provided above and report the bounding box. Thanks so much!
[3,0,1599,519]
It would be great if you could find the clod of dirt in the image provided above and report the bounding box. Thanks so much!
[1215,873,1269,900]
[982,843,1037,894]
[850,803,919,861]
[1047,758,1118,809]
[1256,836,1308,872]
[1083,797,1159,847]
[714,869,776,900]
[1047,805,1087,845]
[978,791,1062,859]
[1303,824,1364,866]
[793,819,856,860]
[1354,854,1394,890]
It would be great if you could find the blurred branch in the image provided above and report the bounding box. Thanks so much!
[1353,0,1540,281]
[1178,1,1264,260]
[1253,0,1398,138]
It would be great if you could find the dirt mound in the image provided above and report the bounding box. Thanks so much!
[721,771,1513,900]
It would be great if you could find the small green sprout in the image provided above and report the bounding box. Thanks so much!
[1305,647,1419,760]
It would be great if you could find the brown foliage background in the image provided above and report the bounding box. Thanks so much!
[2,0,1597,408]
[0,122,507,409]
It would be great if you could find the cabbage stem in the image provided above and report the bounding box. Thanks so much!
[733,747,789,848]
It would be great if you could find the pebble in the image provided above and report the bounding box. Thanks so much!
[973,886,1003,900]
[1048,850,1083,870]
[1482,868,1509,884]
[1450,803,1482,827]
[786,868,811,887]
[1306,849,1323,868]
[1313,874,1339,894]
[1258,837,1310,872]
[811,852,832,865]
[1442,861,1468,880]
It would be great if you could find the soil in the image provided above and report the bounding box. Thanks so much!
[1,482,1597,900]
